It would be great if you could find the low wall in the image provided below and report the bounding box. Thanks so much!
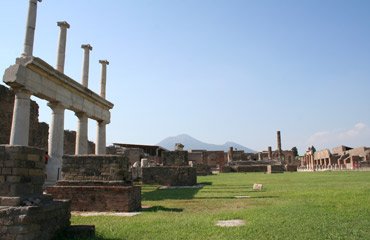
[62,155,130,182]
[0,145,45,198]
[195,164,212,176]
[162,151,188,166]
[142,166,197,186]
[46,155,141,212]
[0,145,71,240]
[46,184,141,212]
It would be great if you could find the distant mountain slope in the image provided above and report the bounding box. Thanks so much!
[157,134,255,153]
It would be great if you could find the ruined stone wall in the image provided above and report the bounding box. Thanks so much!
[142,166,197,186]
[0,85,95,154]
[46,184,141,212]
[0,145,71,240]
[204,151,226,167]
[61,155,130,182]
[0,145,45,197]
[162,151,189,166]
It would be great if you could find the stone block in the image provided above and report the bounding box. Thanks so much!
[1,168,12,175]
[0,197,21,206]
[27,154,39,162]
[11,168,29,176]
[6,176,21,183]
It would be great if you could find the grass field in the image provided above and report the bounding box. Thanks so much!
[64,172,370,240]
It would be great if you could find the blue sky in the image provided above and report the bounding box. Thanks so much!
[1,0,370,154]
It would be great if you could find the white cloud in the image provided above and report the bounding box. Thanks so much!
[307,122,370,150]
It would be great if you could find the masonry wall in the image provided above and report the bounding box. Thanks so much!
[162,151,189,166]
[0,145,45,197]
[0,145,71,240]
[61,155,130,182]
[142,166,197,186]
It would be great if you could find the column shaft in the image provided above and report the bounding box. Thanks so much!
[9,90,31,146]
[75,112,88,155]
[81,44,92,87]
[56,21,70,72]
[46,103,65,183]
[23,0,41,57]
[96,121,106,155]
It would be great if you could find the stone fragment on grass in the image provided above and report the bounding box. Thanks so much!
[216,220,246,227]
[253,183,263,191]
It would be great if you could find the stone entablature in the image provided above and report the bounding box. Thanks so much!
[3,57,113,122]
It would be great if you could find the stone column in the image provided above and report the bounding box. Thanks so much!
[96,120,106,155]
[277,131,282,152]
[268,146,272,159]
[46,102,65,184]
[22,0,42,57]
[99,60,109,98]
[228,147,234,163]
[9,89,31,146]
[56,21,70,73]
[81,44,92,87]
[75,112,88,155]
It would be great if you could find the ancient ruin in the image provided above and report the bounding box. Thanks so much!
[0,1,138,238]
[299,145,370,171]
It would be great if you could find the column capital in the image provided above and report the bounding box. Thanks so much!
[31,0,42,2]
[97,120,108,125]
[47,101,65,112]
[12,88,31,99]
[81,44,93,51]
[75,112,87,119]
[99,60,109,65]
[57,21,70,29]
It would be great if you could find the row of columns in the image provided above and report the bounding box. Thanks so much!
[10,0,111,184]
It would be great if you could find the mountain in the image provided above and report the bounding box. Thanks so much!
[157,134,256,153]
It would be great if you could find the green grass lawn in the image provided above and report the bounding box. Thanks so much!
[66,172,370,240]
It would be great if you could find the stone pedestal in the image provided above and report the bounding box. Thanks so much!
[45,155,141,212]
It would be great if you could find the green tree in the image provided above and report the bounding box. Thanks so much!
[291,147,298,157]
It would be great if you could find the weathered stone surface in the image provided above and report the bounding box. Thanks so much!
[61,155,130,182]
[46,185,141,212]
[0,145,45,197]
[0,200,70,240]
[142,166,197,186]
[162,151,188,166]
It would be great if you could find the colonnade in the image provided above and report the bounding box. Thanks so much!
[8,0,112,183]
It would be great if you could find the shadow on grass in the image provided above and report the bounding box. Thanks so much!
[142,187,201,201]
[141,205,183,212]
[142,182,212,201]
[193,195,278,199]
